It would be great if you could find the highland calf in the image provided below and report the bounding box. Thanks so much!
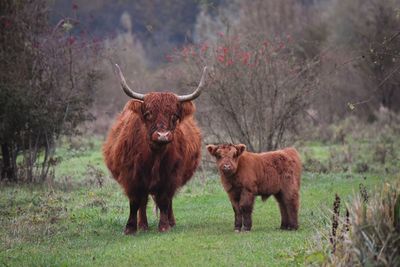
[103,65,207,234]
[207,144,301,232]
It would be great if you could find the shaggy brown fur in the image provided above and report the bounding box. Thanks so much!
[207,144,301,231]
[103,93,201,234]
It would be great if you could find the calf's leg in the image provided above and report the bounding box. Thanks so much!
[240,190,255,232]
[282,191,299,230]
[228,192,242,232]
[274,192,290,229]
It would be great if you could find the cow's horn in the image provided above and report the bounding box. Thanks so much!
[115,64,145,100]
[177,66,208,102]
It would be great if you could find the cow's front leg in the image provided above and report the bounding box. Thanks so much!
[124,197,140,235]
[168,198,176,227]
[155,194,172,232]
[240,190,255,232]
[138,194,149,231]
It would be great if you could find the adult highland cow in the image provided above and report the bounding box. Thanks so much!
[103,65,207,234]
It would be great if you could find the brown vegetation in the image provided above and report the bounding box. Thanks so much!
[323,181,400,266]
[166,0,400,153]
[172,33,318,152]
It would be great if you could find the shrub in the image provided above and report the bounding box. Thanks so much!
[303,150,328,173]
[325,181,400,266]
[0,1,102,183]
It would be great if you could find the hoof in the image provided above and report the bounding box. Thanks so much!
[281,225,298,230]
[169,221,176,228]
[159,225,171,233]
[124,226,137,235]
[234,229,241,233]
[138,224,149,231]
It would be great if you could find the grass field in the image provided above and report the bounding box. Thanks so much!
[0,139,398,266]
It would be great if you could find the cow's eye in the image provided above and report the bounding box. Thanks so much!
[171,114,179,124]
[143,112,153,121]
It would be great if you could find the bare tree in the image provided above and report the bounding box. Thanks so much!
[172,32,319,152]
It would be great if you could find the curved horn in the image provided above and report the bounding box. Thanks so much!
[115,64,145,100]
[177,66,208,102]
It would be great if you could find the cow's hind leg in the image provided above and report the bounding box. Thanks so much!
[124,197,140,235]
[275,192,289,229]
[281,191,299,230]
[138,194,149,231]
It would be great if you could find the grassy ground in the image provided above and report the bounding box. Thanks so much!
[0,139,398,266]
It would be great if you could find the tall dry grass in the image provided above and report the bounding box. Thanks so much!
[325,181,400,266]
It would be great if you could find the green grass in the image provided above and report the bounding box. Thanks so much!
[0,139,398,266]
[299,142,336,161]
[55,138,108,177]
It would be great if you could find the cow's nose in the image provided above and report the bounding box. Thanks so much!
[156,131,171,142]
[223,164,231,170]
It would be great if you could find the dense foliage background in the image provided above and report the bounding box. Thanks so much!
[0,1,399,266]
[2,0,399,182]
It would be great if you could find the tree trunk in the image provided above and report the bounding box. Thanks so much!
[1,143,15,181]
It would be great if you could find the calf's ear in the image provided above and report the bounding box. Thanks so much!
[235,144,246,156]
[206,145,218,156]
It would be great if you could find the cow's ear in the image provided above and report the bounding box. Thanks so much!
[125,100,143,114]
[206,145,218,156]
[181,101,195,119]
[235,144,246,156]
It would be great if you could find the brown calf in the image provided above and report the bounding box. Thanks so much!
[207,144,301,232]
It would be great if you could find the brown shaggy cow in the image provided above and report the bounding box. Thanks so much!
[207,144,301,232]
[103,65,207,234]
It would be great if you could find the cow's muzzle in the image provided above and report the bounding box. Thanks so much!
[151,131,172,144]
[222,164,231,171]
[221,164,234,176]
